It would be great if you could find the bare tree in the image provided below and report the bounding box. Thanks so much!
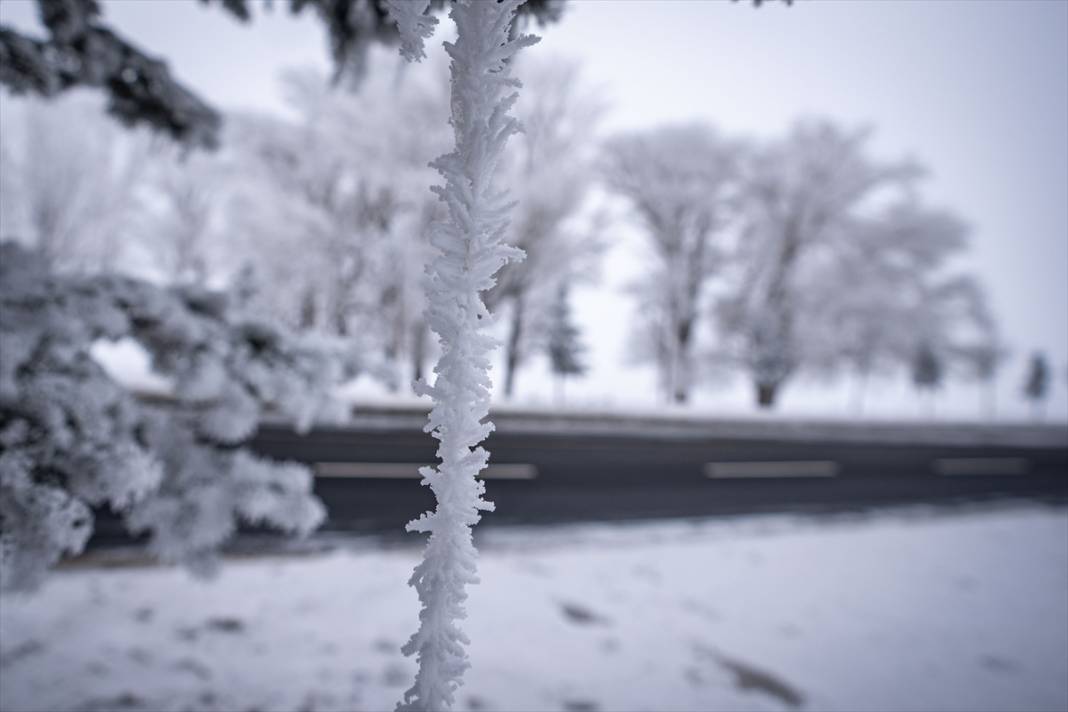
[603,124,738,403]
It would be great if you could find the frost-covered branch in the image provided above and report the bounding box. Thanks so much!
[389,1,537,709]
[384,0,438,62]
[0,242,352,592]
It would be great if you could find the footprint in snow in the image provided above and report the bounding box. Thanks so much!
[372,638,398,655]
[77,692,145,711]
[205,616,246,634]
[562,700,600,712]
[173,657,212,680]
[558,601,611,626]
[693,643,805,709]
[979,654,1019,674]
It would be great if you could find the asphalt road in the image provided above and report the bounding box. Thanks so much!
[248,413,1068,534]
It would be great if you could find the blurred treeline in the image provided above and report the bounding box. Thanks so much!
[0,49,1018,413]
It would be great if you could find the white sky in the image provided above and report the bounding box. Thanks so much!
[1,0,1066,421]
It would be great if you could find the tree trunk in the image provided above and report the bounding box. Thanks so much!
[411,322,427,388]
[756,381,779,409]
[672,318,693,405]
[384,344,399,393]
[503,295,524,399]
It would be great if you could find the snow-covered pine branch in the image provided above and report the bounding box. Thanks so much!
[0,242,352,592]
[389,1,538,710]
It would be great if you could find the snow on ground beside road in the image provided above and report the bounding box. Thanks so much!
[91,339,1068,427]
[2,505,1066,712]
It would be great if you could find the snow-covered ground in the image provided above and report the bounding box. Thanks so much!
[2,505,1066,712]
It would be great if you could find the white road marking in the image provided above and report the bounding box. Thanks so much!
[314,462,538,480]
[704,460,840,479]
[934,458,1029,476]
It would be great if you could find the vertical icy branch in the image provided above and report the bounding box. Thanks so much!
[390,1,538,710]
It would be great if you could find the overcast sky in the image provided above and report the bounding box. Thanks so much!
[2,0,1065,420]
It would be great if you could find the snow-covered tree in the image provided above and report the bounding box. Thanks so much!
[222,62,451,387]
[385,0,538,708]
[1023,351,1050,421]
[910,272,997,388]
[823,269,914,415]
[0,93,149,274]
[224,108,374,335]
[545,282,587,403]
[966,337,1008,420]
[821,199,996,414]
[485,56,605,398]
[0,241,352,592]
[715,120,919,408]
[603,125,739,403]
[134,138,227,286]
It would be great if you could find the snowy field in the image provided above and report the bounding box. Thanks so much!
[2,504,1066,712]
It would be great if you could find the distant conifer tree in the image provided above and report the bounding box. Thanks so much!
[1023,351,1050,421]
[911,340,944,417]
[546,283,587,402]
[912,341,944,391]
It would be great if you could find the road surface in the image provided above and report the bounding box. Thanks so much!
[247,408,1068,533]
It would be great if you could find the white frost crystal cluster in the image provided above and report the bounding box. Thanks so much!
[384,0,438,62]
[0,242,349,591]
[389,1,538,710]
